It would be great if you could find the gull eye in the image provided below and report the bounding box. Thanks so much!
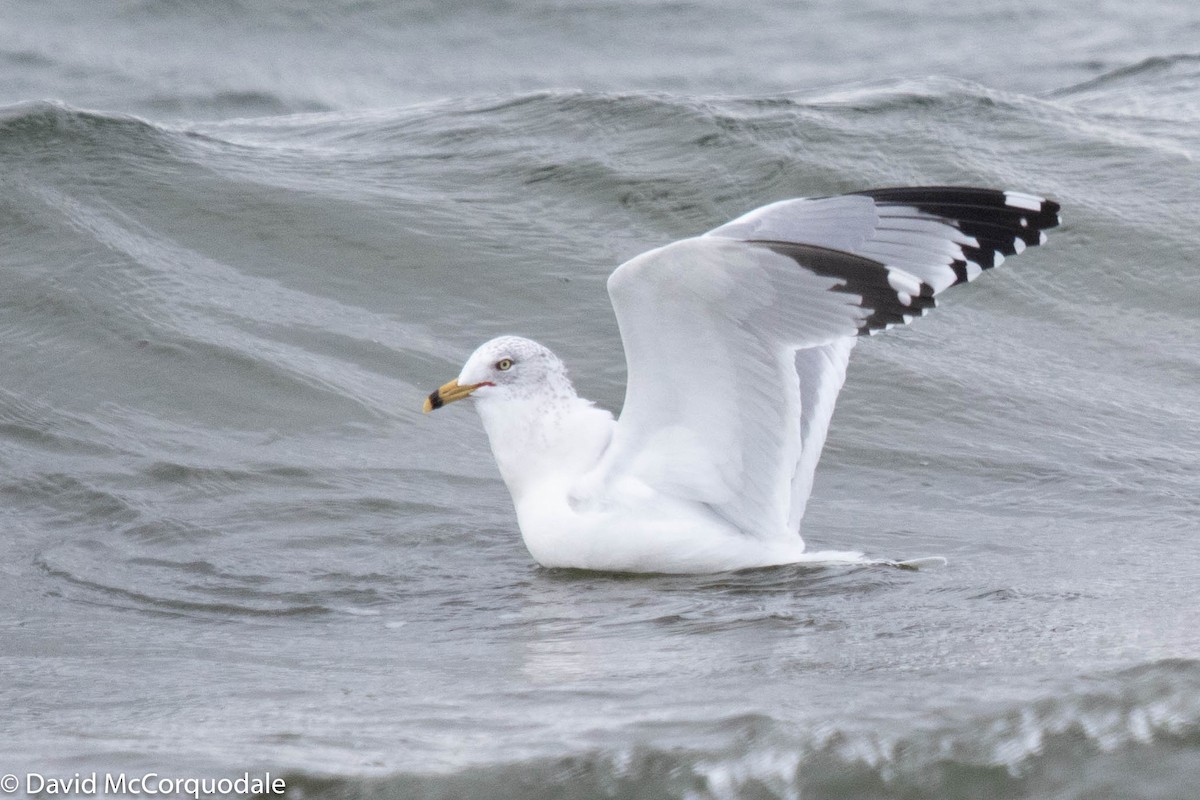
[495,358,514,371]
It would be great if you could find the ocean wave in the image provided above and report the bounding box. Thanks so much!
[1052,53,1200,95]
[281,660,1200,800]
[1048,53,1200,120]
[0,99,174,150]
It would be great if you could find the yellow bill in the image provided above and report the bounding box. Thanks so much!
[423,379,490,413]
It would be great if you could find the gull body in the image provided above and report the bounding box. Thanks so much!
[444,335,819,572]
[425,188,1061,574]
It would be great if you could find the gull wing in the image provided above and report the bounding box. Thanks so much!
[599,188,1060,542]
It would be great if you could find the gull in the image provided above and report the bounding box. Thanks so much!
[423,187,1060,573]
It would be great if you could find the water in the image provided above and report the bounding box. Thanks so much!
[2,2,1200,798]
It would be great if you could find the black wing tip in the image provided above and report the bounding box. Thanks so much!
[860,289,937,336]
[853,185,1060,286]
[856,185,1061,228]
[751,240,938,335]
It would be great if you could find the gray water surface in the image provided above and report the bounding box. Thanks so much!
[2,2,1200,798]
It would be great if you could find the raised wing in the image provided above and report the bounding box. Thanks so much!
[599,187,1060,543]
[599,236,934,542]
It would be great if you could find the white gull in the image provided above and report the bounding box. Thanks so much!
[424,187,1061,573]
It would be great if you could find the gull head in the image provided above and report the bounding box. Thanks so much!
[423,335,573,413]
[423,335,613,502]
